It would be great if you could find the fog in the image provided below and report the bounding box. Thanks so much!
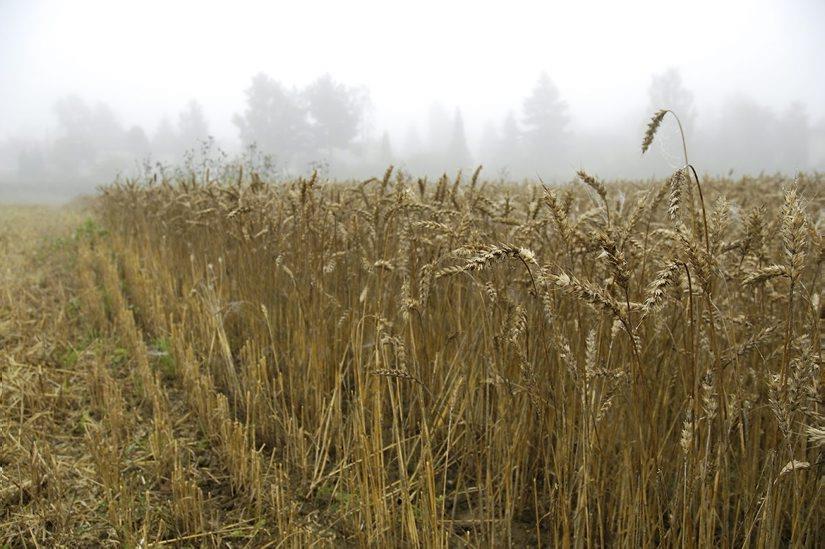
[2,0,824,200]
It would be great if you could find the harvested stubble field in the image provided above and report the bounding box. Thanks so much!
[1,138,824,545]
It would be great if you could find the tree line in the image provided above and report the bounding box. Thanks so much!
[1,69,823,188]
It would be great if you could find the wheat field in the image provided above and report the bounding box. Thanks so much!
[0,121,823,546]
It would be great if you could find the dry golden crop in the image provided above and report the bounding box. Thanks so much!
[1,124,823,546]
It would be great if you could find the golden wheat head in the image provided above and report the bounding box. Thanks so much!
[642,109,668,154]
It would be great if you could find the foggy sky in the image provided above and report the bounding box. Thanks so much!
[1,0,824,178]
[3,1,824,140]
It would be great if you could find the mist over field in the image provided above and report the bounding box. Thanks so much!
[1,0,824,200]
[3,2,825,546]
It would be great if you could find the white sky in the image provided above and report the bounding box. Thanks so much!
[1,0,823,146]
